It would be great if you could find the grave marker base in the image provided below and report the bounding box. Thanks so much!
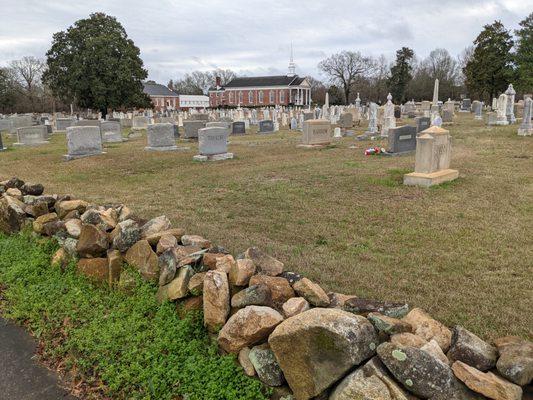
[193,152,234,162]
[144,145,187,152]
[403,169,459,188]
[63,151,106,161]
[13,141,49,146]
[297,144,329,149]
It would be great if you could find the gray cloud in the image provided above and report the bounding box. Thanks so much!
[0,0,530,83]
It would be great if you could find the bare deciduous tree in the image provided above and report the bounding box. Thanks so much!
[318,51,374,104]
[9,56,44,110]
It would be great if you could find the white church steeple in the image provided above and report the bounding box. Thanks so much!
[288,43,296,77]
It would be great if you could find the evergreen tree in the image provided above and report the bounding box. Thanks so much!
[515,13,533,93]
[43,13,151,118]
[388,47,414,103]
[463,21,514,101]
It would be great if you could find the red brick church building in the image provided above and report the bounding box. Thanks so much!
[208,53,311,108]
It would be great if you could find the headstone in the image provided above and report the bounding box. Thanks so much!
[442,109,453,123]
[415,117,431,134]
[206,121,231,129]
[64,126,104,160]
[290,117,298,130]
[364,103,379,135]
[10,115,33,134]
[145,123,178,151]
[387,125,417,154]
[487,112,498,126]
[394,106,401,119]
[460,98,471,112]
[333,127,342,138]
[472,101,482,120]
[382,93,396,137]
[76,119,101,129]
[338,113,353,129]
[303,112,314,121]
[258,120,274,134]
[299,120,332,147]
[120,118,133,129]
[183,120,206,139]
[14,126,49,146]
[0,119,14,133]
[495,94,509,125]
[132,116,149,130]
[232,121,246,135]
[101,121,122,143]
[193,127,233,161]
[518,97,532,136]
[404,126,459,187]
[505,84,516,123]
[194,114,209,122]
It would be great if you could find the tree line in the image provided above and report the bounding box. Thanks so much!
[0,12,530,114]
[317,14,531,105]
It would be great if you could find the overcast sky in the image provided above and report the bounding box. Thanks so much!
[0,0,531,84]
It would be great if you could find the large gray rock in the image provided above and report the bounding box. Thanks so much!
[447,326,497,371]
[268,308,378,400]
[494,336,533,386]
[112,219,141,253]
[231,284,272,308]
[249,344,285,387]
[330,357,415,400]
[377,342,483,400]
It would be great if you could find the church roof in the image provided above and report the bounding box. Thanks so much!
[143,82,179,97]
[214,75,306,90]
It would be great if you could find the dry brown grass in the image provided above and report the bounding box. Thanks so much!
[1,114,531,340]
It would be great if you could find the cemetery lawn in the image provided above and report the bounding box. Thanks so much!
[1,113,531,340]
[0,231,269,400]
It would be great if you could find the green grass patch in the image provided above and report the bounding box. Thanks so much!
[0,232,269,400]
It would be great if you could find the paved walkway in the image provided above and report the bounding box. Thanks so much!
[0,317,76,400]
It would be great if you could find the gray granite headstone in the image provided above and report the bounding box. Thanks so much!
[461,98,471,111]
[303,112,314,121]
[56,118,76,131]
[14,126,49,146]
[442,109,453,123]
[415,117,431,134]
[338,113,353,129]
[0,119,13,133]
[232,121,246,135]
[387,125,417,154]
[64,126,103,160]
[194,114,209,122]
[183,120,206,139]
[198,127,229,155]
[145,123,177,151]
[206,121,231,129]
[259,120,274,133]
[101,121,122,143]
[290,117,298,130]
[394,106,401,119]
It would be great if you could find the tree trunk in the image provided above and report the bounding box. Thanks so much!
[344,86,350,105]
[101,107,107,120]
